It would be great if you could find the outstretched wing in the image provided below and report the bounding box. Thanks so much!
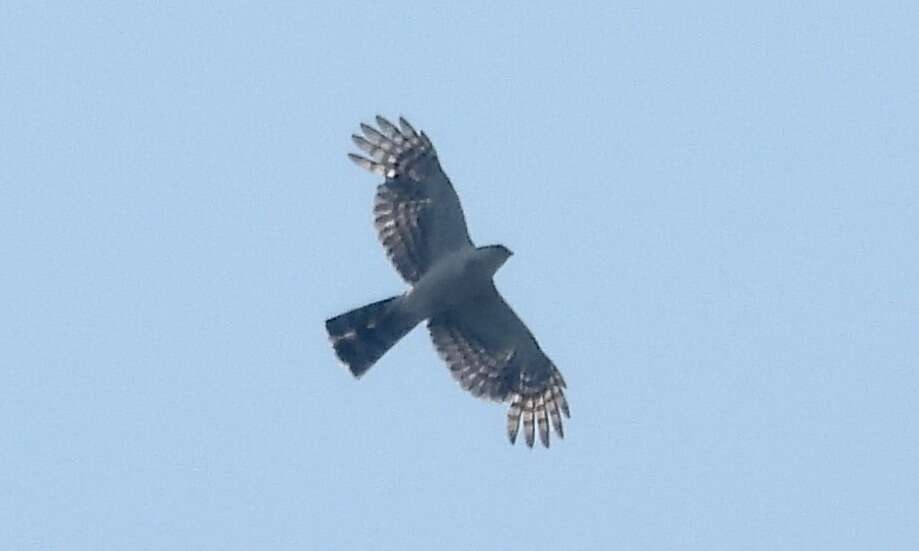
[427,283,570,448]
[349,116,472,283]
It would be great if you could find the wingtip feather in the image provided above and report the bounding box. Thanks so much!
[375,115,403,141]
[536,394,550,448]
[398,117,418,138]
[347,153,385,176]
[522,398,535,448]
[507,395,522,444]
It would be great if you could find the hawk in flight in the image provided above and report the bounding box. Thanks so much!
[325,116,569,448]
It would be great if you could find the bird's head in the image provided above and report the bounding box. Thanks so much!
[476,244,513,276]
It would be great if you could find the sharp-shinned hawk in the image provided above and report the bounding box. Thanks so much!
[325,116,569,448]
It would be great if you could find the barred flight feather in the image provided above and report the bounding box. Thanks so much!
[428,311,570,448]
[505,375,570,448]
[349,116,465,283]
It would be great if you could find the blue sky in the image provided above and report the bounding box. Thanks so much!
[2,3,917,549]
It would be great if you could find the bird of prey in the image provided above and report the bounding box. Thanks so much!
[325,116,569,448]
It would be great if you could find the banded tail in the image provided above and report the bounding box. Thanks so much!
[325,296,419,377]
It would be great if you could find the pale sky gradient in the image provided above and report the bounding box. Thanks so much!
[2,3,917,549]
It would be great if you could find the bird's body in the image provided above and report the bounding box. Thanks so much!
[326,116,569,447]
[405,245,511,319]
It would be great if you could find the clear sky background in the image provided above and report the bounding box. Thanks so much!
[2,3,917,550]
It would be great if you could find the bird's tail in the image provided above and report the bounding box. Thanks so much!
[325,296,419,378]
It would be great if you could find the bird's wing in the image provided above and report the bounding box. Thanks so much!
[349,116,472,283]
[427,283,569,448]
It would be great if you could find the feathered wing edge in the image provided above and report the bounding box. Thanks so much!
[427,297,571,449]
[347,115,449,284]
[506,371,570,449]
[428,318,516,403]
[347,115,434,179]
